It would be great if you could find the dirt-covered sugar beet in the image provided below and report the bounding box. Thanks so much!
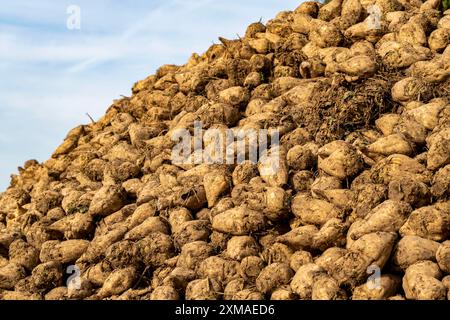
[0,0,449,300]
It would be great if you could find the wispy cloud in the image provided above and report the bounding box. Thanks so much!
[0,0,301,190]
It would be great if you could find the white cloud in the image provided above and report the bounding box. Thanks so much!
[0,0,302,191]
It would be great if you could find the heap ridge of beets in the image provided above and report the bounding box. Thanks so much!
[1,0,450,300]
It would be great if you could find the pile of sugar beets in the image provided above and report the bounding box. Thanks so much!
[1,0,450,301]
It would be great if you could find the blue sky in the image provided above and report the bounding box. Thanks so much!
[0,0,302,191]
